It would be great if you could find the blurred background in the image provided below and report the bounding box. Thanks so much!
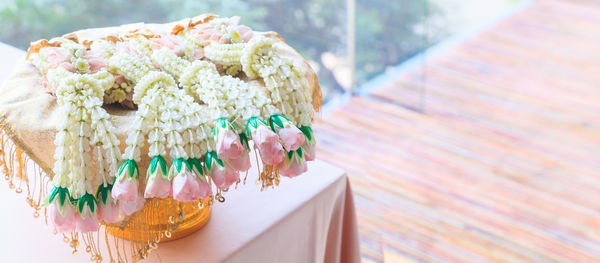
[0,0,521,104]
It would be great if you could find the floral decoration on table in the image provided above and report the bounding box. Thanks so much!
[2,14,320,263]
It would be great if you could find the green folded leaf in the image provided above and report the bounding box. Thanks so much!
[215,155,223,167]
[127,160,138,178]
[96,184,112,205]
[296,148,304,159]
[189,158,203,175]
[90,198,96,213]
[101,189,108,205]
[204,151,223,171]
[173,158,192,173]
[205,153,213,171]
[246,117,266,137]
[269,114,285,131]
[77,194,96,214]
[174,158,183,173]
[117,161,128,177]
[214,118,236,135]
[239,133,249,149]
[158,156,167,175]
[59,188,68,206]
[89,195,96,213]
[48,186,59,204]
[149,156,158,174]
[184,159,193,172]
[149,155,167,176]
[217,118,228,128]
[48,187,72,207]
[68,192,77,204]
[78,197,85,213]
[299,126,313,141]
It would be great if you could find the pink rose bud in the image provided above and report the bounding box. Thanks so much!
[227,150,251,172]
[191,24,223,44]
[144,157,172,199]
[144,174,172,198]
[97,185,120,224]
[210,164,240,190]
[172,167,202,202]
[115,41,135,55]
[152,36,177,50]
[88,58,106,73]
[215,120,243,159]
[76,195,100,233]
[83,49,107,73]
[217,129,244,159]
[41,47,74,72]
[76,207,99,233]
[119,194,145,216]
[196,175,213,199]
[152,36,185,56]
[59,62,76,73]
[279,155,308,178]
[252,125,285,165]
[112,160,139,203]
[237,25,254,42]
[112,177,138,203]
[189,158,213,199]
[49,201,76,232]
[97,197,120,224]
[304,142,316,161]
[207,152,239,190]
[278,126,305,152]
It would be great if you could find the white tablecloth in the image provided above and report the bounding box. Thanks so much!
[1,160,360,263]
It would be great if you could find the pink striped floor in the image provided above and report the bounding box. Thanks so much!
[314,0,600,262]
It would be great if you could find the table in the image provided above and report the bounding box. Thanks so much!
[0,43,360,263]
[1,160,359,263]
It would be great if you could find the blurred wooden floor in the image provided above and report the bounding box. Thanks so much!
[314,0,600,262]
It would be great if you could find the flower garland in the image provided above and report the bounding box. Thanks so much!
[30,47,71,75]
[181,16,252,48]
[108,48,213,204]
[23,14,319,263]
[157,33,313,188]
[62,41,92,74]
[203,42,244,66]
[238,36,317,184]
[44,65,121,233]
[88,40,136,106]
[241,36,313,127]
[152,48,247,190]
